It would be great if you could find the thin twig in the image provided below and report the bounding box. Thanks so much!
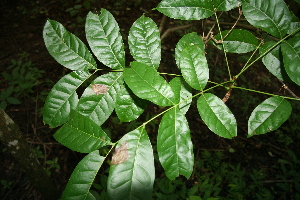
[160,24,194,41]
[278,79,300,99]
[159,15,167,34]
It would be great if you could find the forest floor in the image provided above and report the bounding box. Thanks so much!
[1,0,300,199]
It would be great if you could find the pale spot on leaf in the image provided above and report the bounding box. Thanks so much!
[92,84,109,95]
[111,141,129,165]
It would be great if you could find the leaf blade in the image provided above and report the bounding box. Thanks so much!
[86,10,125,69]
[214,29,258,53]
[77,72,123,126]
[43,70,91,128]
[115,84,148,123]
[107,128,155,200]
[124,61,175,106]
[61,150,105,199]
[281,36,300,86]
[197,93,237,139]
[242,0,292,38]
[54,110,111,153]
[177,44,209,91]
[43,20,97,70]
[156,0,214,20]
[248,96,292,137]
[157,108,194,180]
[128,15,161,69]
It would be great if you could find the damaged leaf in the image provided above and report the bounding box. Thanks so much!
[111,141,129,165]
[92,84,109,95]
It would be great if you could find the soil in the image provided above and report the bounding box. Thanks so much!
[0,0,300,199]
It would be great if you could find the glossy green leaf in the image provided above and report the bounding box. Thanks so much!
[156,0,214,20]
[242,0,292,38]
[128,15,161,69]
[61,150,105,199]
[214,0,239,11]
[248,96,292,137]
[107,128,155,200]
[157,108,193,180]
[176,44,209,91]
[115,83,148,123]
[281,36,300,86]
[175,32,205,56]
[54,110,111,153]
[77,72,123,126]
[260,41,284,80]
[123,61,175,106]
[43,20,96,70]
[197,93,237,139]
[169,77,192,114]
[86,10,125,69]
[214,29,258,53]
[43,70,91,128]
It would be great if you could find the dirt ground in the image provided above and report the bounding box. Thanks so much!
[1,0,300,199]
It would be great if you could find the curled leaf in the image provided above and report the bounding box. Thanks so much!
[111,141,129,165]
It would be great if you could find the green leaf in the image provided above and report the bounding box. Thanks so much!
[54,110,111,153]
[43,20,97,70]
[7,97,21,104]
[281,36,300,86]
[197,93,237,139]
[248,96,292,137]
[124,61,175,106]
[107,127,155,200]
[260,41,284,80]
[176,32,205,54]
[43,70,91,128]
[242,0,292,38]
[128,15,161,69]
[214,0,240,11]
[61,150,105,200]
[176,44,209,91]
[157,108,194,180]
[214,29,258,53]
[86,10,125,69]
[115,83,148,123]
[169,77,192,114]
[156,0,214,20]
[77,72,123,126]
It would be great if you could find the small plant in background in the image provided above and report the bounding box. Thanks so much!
[0,180,13,191]
[41,0,300,199]
[0,52,45,110]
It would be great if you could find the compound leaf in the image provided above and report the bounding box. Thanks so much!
[248,96,292,137]
[43,20,96,70]
[61,150,105,200]
[54,110,111,153]
[242,0,292,38]
[115,84,148,123]
[43,70,91,128]
[157,108,194,180]
[281,36,300,86]
[197,93,237,139]
[156,0,214,20]
[107,128,155,200]
[129,15,161,69]
[86,10,125,69]
[214,29,258,53]
[124,61,175,106]
[77,72,123,126]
